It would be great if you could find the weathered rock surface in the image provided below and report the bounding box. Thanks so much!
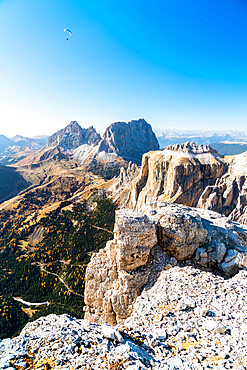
[1,267,247,369]
[125,142,227,211]
[121,266,247,369]
[112,142,247,224]
[84,209,161,325]
[84,202,247,327]
[46,119,159,176]
[98,119,160,165]
[198,151,247,224]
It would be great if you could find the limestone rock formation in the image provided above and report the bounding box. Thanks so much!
[47,121,101,150]
[198,151,247,224]
[111,161,140,206]
[84,202,247,326]
[112,142,247,224]
[126,142,228,212]
[2,267,247,370]
[84,209,159,325]
[98,119,160,165]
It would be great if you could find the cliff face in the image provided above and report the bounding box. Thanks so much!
[113,142,247,224]
[198,151,247,224]
[2,205,247,368]
[84,209,158,325]
[130,142,228,211]
[84,202,247,325]
[98,119,160,165]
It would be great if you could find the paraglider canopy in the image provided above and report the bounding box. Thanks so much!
[64,28,72,40]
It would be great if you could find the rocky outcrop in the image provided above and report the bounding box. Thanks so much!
[84,209,160,325]
[47,119,159,167]
[98,119,160,165]
[47,121,101,150]
[126,142,228,211]
[112,142,247,224]
[84,202,247,326]
[198,151,247,224]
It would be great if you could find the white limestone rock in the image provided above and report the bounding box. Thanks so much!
[101,323,123,342]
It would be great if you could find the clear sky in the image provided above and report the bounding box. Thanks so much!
[1,0,247,137]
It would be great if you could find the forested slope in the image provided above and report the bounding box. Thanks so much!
[0,197,116,338]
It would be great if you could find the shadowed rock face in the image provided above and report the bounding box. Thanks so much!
[98,119,160,165]
[84,202,247,325]
[0,164,30,203]
[47,121,101,149]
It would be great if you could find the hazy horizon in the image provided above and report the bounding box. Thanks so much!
[1,0,247,137]
[1,119,247,140]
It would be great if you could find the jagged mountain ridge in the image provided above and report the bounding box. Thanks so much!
[50,118,159,166]
[0,118,158,207]
[1,134,247,369]
[14,119,158,172]
[47,121,101,149]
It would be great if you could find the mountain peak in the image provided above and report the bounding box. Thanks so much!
[98,118,160,165]
[47,121,101,150]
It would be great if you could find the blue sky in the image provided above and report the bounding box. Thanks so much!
[1,0,247,137]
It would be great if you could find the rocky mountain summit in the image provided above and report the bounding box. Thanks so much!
[165,142,218,155]
[1,203,247,369]
[112,142,247,224]
[84,202,247,326]
[99,119,160,165]
[1,268,247,370]
[47,121,101,150]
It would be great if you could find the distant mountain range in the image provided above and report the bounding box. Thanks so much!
[0,134,48,165]
[1,126,247,166]
[0,119,159,203]
[46,119,159,166]
[155,129,247,155]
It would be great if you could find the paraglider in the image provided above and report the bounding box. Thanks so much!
[64,28,72,40]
